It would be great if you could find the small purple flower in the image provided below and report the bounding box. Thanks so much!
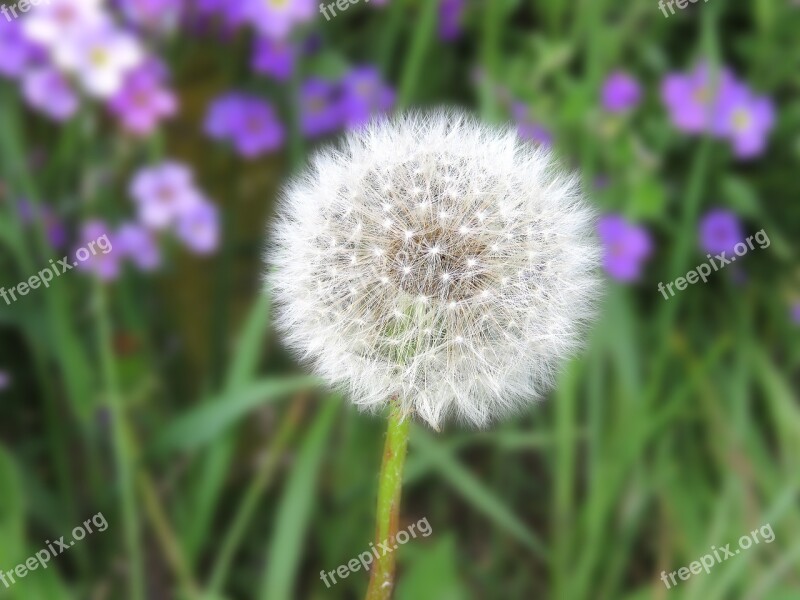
[194,0,249,30]
[0,21,44,79]
[233,97,286,158]
[176,199,219,255]
[300,78,341,138]
[711,83,775,160]
[22,67,80,122]
[339,66,395,129]
[116,222,161,271]
[117,0,185,32]
[661,63,737,134]
[204,92,246,140]
[439,0,466,41]
[204,93,285,157]
[252,37,296,81]
[699,209,743,256]
[598,215,653,282]
[512,103,553,147]
[242,0,314,40]
[16,199,68,248]
[0,371,11,392]
[601,71,641,113]
[108,59,178,136]
[22,0,108,50]
[75,220,120,281]
[791,302,800,325]
[130,162,202,230]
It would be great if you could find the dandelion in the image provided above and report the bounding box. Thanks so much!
[266,110,602,597]
[268,108,601,427]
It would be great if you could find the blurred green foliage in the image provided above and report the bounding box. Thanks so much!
[1,0,799,599]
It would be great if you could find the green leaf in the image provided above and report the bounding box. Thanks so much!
[152,376,321,455]
[411,428,547,558]
[259,398,340,600]
[0,446,24,568]
[396,535,467,600]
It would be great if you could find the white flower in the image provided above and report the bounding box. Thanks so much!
[21,0,107,50]
[266,110,602,429]
[55,24,143,98]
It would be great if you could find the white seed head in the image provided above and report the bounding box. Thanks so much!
[266,110,602,429]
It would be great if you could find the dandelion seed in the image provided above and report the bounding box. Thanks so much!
[267,110,602,429]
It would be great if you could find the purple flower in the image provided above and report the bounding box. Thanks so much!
[22,0,108,50]
[339,66,395,129]
[22,67,80,122]
[204,92,246,140]
[791,302,800,325]
[232,97,285,158]
[75,220,120,281]
[598,215,653,282]
[699,209,743,256]
[194,0,249,30]
[711,84,775,159]
[242,0,314,40]
[176,200,219,255]
[16,199,68,248]
[117,0,185,31]
[601,71,641,113]
[300,78,341,138]
[108,59,178,136]
[204,93,285,158]
[0,21,44,79]
[116,222,161,271]
[0,371,11,392]
[252,37,296,81]
[512,103,553,147]
[130,162,202,230]
[439,0,466,41]
[661,63,737,134]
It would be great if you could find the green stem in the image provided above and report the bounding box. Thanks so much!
[365,402,411,600]
[135,450,200,599]
[206,397,305,594]
[96,283,144,600]
[397,0,438,110]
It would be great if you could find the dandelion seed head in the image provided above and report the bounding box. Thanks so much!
[266,110,602,429]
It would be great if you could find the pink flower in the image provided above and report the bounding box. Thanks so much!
[108,60,178,136]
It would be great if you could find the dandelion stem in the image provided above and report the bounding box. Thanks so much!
[365,402,411,600]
